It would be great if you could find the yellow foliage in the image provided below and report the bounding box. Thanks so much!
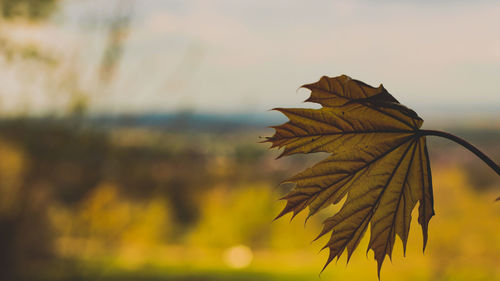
[50,182,173,266]
[0,139,26,215]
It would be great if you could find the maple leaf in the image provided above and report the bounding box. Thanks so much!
[265,75,500,278]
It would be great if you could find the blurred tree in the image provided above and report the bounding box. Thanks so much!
[0,0,57,20]
[99,0,134,83]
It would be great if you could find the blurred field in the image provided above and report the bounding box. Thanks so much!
[0,116,498,281]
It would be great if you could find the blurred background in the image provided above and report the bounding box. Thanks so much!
[0,0,499,280]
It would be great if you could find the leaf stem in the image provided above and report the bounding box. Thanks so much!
[419,129,500,176]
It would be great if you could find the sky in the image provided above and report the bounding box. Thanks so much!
[0,0,499,117]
